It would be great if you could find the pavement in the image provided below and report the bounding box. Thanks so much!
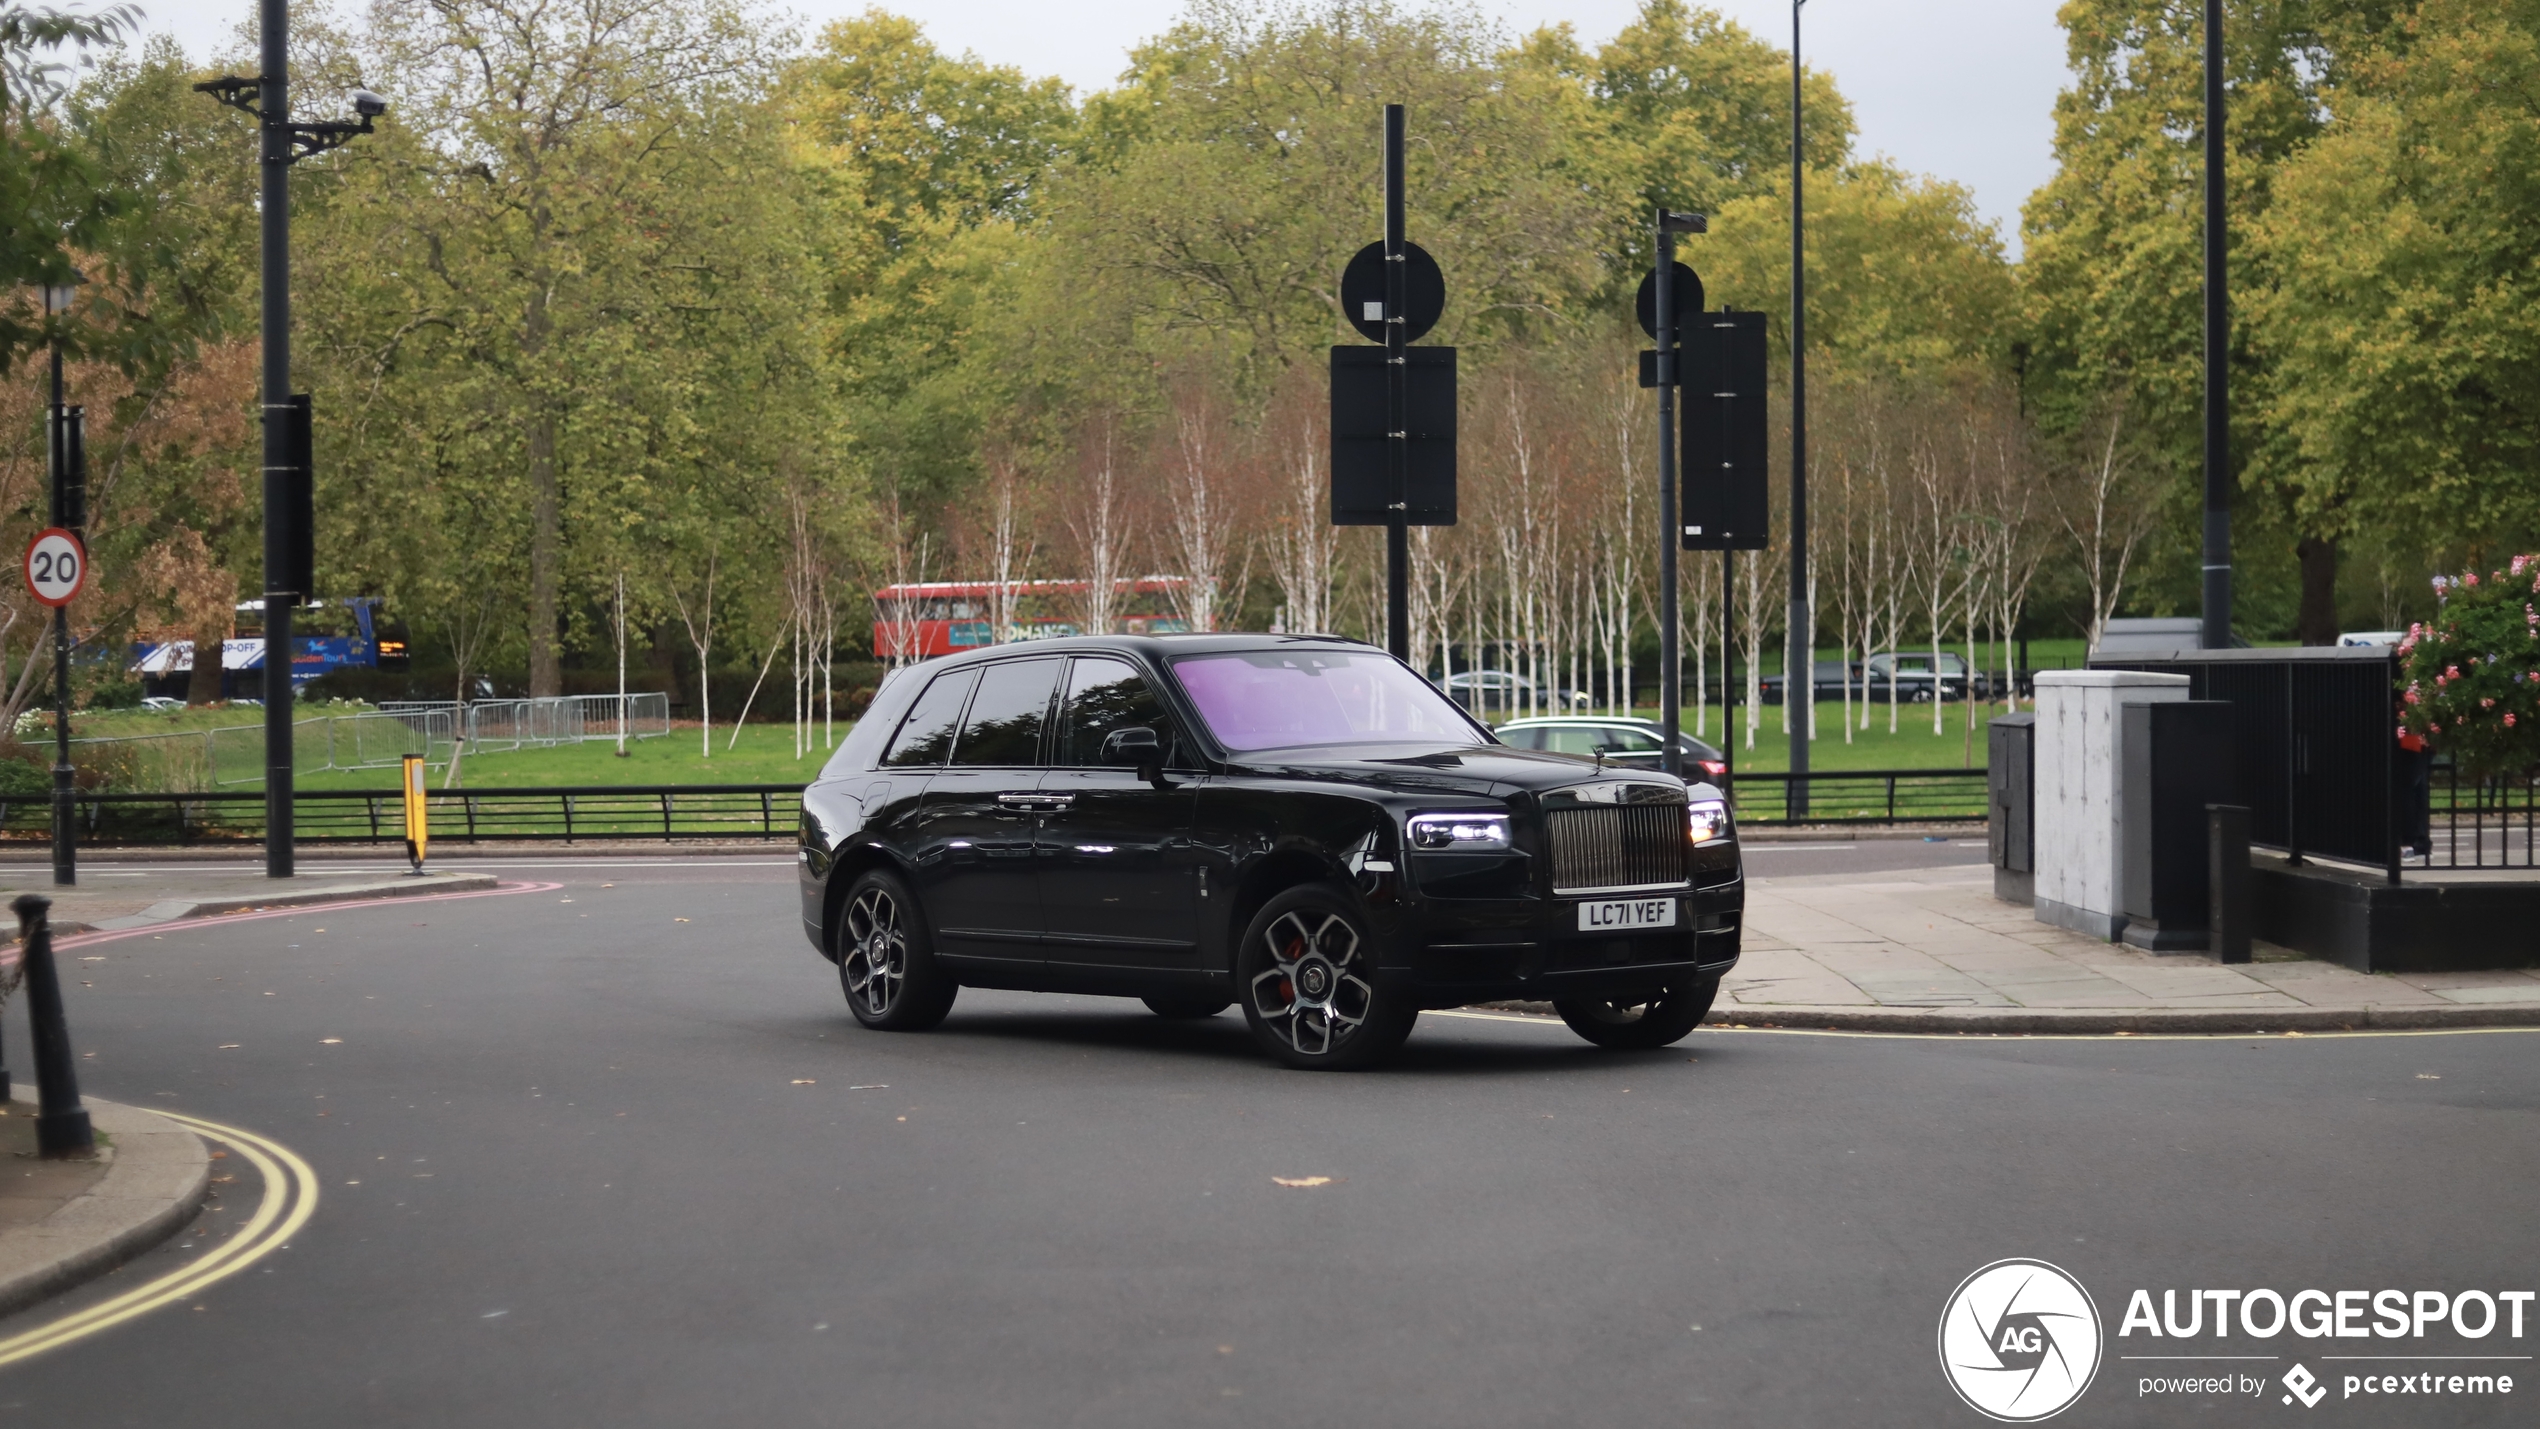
[1702,861,2540,1033]
[0,1089,208,1319]
[0,853,2532,1427]
[0,866,499,938]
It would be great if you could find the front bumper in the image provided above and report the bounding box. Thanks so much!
[1377,872,1743,1009]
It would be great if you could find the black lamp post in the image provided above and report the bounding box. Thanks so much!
[2200,0,2233,650]
[1786,0,1810,816]
[39,276,82,888]
[196,3,385,879]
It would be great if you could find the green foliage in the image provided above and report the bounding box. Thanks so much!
[2399,559,2540,778]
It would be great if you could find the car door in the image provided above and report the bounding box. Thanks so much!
[904,658,1061,969]
[1036,655,1201,972]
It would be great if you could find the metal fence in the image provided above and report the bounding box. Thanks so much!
[1726,768,1989,826]
[378,693,671,748]
[2412,764,2540,869]
[0,783,802,845]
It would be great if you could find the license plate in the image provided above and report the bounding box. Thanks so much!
[1577,898,1678,932]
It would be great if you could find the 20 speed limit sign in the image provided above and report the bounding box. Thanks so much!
[23,528,85,607]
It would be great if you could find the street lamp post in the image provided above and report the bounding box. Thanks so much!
[1786,0,1810,817]
[40,279,81,888]
[196,4,384,879]
[2200,0,2233,650]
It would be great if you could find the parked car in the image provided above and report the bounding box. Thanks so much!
[798,634,1744,1069]
[1756,660,1860,706]
[1443,669,1590,716]
[140,696,184,713]
[1853,650,1983,703]
[1495,715,1729,781]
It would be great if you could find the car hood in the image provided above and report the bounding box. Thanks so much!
[1224,741,1696,801]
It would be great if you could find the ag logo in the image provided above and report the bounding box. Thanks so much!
[1938,1259,2103,1421]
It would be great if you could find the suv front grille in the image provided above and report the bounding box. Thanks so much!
[1545,803,1688,893]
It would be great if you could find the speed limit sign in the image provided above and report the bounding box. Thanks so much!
[24,527,85,608]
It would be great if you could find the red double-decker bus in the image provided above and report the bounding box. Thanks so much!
[872,578,1191,659]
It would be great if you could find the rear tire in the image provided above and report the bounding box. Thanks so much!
[1236,884,1417,1070]
[835,868,957,1031]
[1554,973,1720,1050]
[1141,993,1231,1019]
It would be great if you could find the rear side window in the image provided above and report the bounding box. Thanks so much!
[884,668,978,767]
[950,659,1060,766]
[1057,657,1169,765]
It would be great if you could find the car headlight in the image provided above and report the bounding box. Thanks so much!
[1407,812,1513,850]
[1687,799,1731,846]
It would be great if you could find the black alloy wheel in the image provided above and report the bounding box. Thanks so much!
[1236,885,1417,1070]
[1553,973,1721,1050]
[836,868,958,1031]
[1141,993,1233,1019]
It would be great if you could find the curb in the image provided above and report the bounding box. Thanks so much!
[1474,1000,2540,1034]
[4,872,503,942]
[0,1094,210,1319]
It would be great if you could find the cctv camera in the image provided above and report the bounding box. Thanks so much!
[350,89,388,118]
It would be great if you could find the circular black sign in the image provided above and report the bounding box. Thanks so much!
[1340,240,1445,343]
[1635,262,1704,339]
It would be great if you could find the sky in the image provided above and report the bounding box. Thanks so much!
[138,0,2072,256]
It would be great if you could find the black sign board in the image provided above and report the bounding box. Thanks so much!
[1340,240,1445,344]
[276,392,316,599]
[1330,345,1457,525]
[1680,311,1768,550]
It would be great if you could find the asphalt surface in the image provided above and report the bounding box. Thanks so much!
[0,852,2533,1427]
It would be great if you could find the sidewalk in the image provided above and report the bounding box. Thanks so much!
[0,866,499,939]
[1713,864,2540,1033]
[0,1090,208,1317]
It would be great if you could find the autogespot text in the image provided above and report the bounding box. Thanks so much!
[2122,1287,2529,1405]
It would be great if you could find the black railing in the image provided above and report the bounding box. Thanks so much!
[1727,768,1988,825]
[2417,763,2540,869]
[0,784,804,845]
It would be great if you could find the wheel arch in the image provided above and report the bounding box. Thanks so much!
[820,842,918,963]
[1223,847,1349,973]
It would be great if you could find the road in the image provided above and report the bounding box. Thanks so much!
[0,850,2533,1427]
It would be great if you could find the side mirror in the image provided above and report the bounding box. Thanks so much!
[1101,726,1161,771]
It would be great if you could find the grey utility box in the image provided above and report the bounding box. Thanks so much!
[1988,713,2035,905]
[2119,700,2238,951]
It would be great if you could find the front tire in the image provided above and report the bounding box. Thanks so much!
[835,868,957,1031]
[1554,973,1720,1050]
[1237,885,1416,1070]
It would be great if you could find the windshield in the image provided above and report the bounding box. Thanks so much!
[1170,650,1485,752]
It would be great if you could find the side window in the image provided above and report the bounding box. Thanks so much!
[1497,727,1542,750]
[1541,727,1602,757]
[949,659,1060,767]
[1058,657,1171,766]
[1595,727,1664,755]
[884,668,979,767]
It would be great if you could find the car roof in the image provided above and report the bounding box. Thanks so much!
[1498,715,1661,728]
[910,632,1385,669]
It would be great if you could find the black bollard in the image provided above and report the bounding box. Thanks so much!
[2208,804,2253,965]
[11,894,92,1156]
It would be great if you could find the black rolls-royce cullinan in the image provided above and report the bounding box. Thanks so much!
[796,634,1743,1069]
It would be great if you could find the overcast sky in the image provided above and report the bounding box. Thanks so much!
[139,0,2071,255]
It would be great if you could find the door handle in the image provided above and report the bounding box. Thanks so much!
[995,793,1075,809]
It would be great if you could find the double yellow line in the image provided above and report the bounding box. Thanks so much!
[0,1111,319,1368]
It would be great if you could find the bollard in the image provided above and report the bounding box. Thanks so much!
[2208,804,2252,965]
[11,895,92,1156]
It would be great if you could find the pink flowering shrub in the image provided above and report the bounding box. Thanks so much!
[2400,559,2540,776]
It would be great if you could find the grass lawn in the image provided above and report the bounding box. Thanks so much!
[1620,699,2018,773]
[298,722,844,790]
